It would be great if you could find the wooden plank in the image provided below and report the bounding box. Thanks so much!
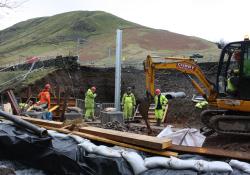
[38,125,177,157]
[168,144,250,161]
[49,105,59,112]
[79,126,171,150]
[20,116,64,128]
[162,104,168,122]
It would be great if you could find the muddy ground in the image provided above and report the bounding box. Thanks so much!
[18,62,250,152]
[18,62,217,129]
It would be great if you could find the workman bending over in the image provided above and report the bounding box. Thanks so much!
[122,87,136,121]
[37,84,51,109]
[84,86,97,121]
[154,89,168,126]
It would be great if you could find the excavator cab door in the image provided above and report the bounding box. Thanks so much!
[238,42,250,99]
[217,40,250,100]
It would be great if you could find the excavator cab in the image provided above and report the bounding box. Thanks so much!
[217,40,250,99]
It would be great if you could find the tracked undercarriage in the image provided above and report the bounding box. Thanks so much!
[201,109,250,136]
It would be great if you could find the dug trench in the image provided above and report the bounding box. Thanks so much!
[16,62,250,152]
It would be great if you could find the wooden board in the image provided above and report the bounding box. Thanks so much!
[20,116,64,128]
[37,125,177,157]
[168,144,250,161]
[79,126,171,150]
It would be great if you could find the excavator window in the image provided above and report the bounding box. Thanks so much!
[243,46,250,76]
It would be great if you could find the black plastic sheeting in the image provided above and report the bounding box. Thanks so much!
[0,122,248,175]
[0,122,133,175]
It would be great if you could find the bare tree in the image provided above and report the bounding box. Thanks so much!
[0,0,27,9]
[216,38,227,49]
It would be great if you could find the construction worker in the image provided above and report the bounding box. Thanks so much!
[154,89,168,126]
[122,87,136,121]
[84,86,97,121]
[227,50,241,95]
[36,83,51,110]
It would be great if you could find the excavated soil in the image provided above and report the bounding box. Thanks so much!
[18,63,250,152]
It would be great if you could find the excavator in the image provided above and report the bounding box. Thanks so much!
[143,38,250,136]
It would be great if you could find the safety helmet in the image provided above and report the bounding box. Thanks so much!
[155,89,161,95]
[45,84,51,89]
[91,86,96,92]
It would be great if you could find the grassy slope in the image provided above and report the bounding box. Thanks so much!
[0,11,220,66]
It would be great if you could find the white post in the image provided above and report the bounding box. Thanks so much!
[114,29,122,111]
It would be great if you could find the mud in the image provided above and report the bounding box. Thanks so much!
[18,62,218,129]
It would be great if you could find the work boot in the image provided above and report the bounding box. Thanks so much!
[156,119,161,126]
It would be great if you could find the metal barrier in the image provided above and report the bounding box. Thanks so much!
[100,103,115,110]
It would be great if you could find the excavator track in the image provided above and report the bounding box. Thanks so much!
[201,110,250,136]
[210,115,250,136]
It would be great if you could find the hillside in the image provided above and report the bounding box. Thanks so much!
[0,11,220,66]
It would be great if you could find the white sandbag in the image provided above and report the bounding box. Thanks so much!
[230,159,250,173]
[68,134,87,144]
[144,156,170,169]
[47,130,69,139]
[169,156,197,170]
[169,157,232,172]
[92,145,121,158]
[122,151,148,175]
[195,160,233,172]
[78,140,97,153]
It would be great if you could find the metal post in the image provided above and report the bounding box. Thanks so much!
[115,29,122,111]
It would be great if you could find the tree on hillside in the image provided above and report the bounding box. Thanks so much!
[216,38,227,49]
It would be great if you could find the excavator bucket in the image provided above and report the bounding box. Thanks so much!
[138,92,153,134]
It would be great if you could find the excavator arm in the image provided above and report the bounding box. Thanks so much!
[144,55,218,102]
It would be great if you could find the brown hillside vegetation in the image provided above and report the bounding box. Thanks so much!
[78,27,219,66]
[124,28,209,50]
[0,11,219,65]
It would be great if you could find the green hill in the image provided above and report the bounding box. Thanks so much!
[0,11,220,66]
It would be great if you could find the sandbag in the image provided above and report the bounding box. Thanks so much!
[229,159,250,173]
[196,160,233,172]
[68,134,87,144]
[169,156,197,170]
[169,157,232,172]
[144,156,170,169]
[92,145,121,158]
[122,151,148,175]
[47,130,69,139]
[78,140,97,153]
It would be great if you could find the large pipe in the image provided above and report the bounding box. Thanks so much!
[0,110,48,137]
[163,92,186,99]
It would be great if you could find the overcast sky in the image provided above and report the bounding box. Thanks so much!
[0,0,249,42]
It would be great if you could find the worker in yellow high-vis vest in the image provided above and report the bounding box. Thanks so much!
[122,87,136,121]
[154,89,168,126]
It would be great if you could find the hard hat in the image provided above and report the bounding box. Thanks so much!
[45,84,51,89]
[155,89,161,95]
[91,86,96,92]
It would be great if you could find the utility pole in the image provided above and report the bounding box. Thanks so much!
[114,29,122,111]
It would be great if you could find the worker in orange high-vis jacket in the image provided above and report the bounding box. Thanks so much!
[37,83,51,110]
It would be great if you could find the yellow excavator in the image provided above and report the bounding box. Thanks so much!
[144,39,250,136]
